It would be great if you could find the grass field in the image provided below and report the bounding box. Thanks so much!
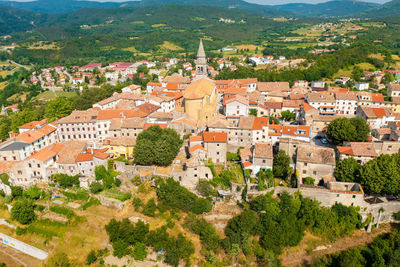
[122,46,138,53]
[160,41,183,51]
[33,91,77,102]
[334,62,376,78]
[151,24,167,28]
[27,42,59,50]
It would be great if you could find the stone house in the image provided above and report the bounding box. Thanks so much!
[295,144,336,186]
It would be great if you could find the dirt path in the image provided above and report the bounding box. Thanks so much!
[281,224,392,267]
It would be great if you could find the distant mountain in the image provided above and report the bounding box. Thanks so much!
[0,0,289,17]
[0,4,47,35]
[360,0,400,17]
[127,0,289,17]
[273,0,380,17]
[0,0,130,14]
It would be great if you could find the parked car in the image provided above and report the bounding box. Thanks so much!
[321,138,328,144]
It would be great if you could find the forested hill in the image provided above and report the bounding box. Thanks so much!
[273,0,380,18]
[128,0,289,17]
[0,0,290,17]
[0,0,130,14]
[0,5,48,35]
[360,0,400,18]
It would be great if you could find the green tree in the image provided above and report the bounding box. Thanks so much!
[196,179,214,198]
[326,117,369,145]
[273,150,291,180]
[249,109,257,117]
[86,250,97,265]
[133,242,147,260]
[11,199,36,224]
[143,198,157,217]
[23,186,43,200]
[45,97,73,122]
[334,157,362,182]
[281,110,295,122]
[89,181,103,194]
[11,186,23,198]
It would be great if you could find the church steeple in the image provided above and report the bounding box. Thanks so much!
[197,39,206,59]
[195,39,208,77]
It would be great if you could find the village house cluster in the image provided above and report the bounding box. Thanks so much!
[1,40,400,221]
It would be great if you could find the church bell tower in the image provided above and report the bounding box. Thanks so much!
[195,39,208,77]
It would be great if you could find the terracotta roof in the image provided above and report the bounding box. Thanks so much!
[283,100,301,108]
[75,153,93,162]
[335,92,357,101]
[257,82,290,92]
[359,106,392,118]
[149,112,174,120]
[225,95,249,106]
[252,117,269,130]
[144,123,168,130]
[337,142,378,157]
[171,117,199,128]
[189,144,207,153]
[254,143,273,159]
[57,141,86,164]
[18,119,47,130]
[307,92,335,103]
[166,82,180,90]
[203,132,227,143]
[238,116,255,130]
[16,125,57,144]
[302,101,317,111]
[26,143,64,162]
[371,93,384,103]
[58,109,98,124]
[121,118,145,129]
[104,137,136,146]
[268,124,282,136]
[95,92,144,106]
[0,161,19,174]
[147,82,162,86]
[164,73,191,84]
[297,144,335,165]
[243,161,252,167]
[183,78,215,100]
[265,101,283,109]
[389,83,400,91]
[240,146,252,161]
[189,135,203,142]
[136,103,160,116]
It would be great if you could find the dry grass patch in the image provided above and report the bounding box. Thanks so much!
[160,41,183,51]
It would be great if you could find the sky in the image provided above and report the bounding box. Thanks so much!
[5,0,391,5]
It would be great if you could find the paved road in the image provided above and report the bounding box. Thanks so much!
[9,60,30,70]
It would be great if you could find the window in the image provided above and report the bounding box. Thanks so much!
[18,171,22,175]
[313,171,317,175]
[28,163,31,168]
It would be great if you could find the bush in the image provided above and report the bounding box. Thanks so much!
[132,197,143,211]
[53,174,80,188]
[133,242,147,260]
[50,206,76,219]
[0,174,10,185]
[196,179,215,198]
[3,195,12,203]
[156,178,212,214]
[63,189,89,201]
[24,186,44,200]
[303,177,315,185]
[16,226,27,235]
[45,252,70,267]
[90,181,103,194]
[11,186,23,198]
[143,198,157,217]
[11,199,36,224]
[86,250,97,265]
[0,190,5,197]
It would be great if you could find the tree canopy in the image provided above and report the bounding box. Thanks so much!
[134,126,183,166]
[326,117,370,145]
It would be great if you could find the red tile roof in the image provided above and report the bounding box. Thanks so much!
[203,132,227,143]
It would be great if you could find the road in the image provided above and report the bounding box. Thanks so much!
[9,60,30,70]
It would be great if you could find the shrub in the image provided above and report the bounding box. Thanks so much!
[86,250,97,265]
[63,189,89,201]
[303,177,315,185]
[143,198,157,217]
[11,199,36,224]
[133,242,147,260]
[90,181,103,194]
[3,195,12,203]
[50,206,76,219]
[53,174,80,188]
[132,197,143,211]
[11,186,23,198]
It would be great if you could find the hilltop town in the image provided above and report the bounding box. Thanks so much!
[1,39,400,266]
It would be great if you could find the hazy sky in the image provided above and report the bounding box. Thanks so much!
[6,0,391,5]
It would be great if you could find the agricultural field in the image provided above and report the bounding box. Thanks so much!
[33,91,77,102]
[159,41,183,51]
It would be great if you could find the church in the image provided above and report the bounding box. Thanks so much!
[183,39,218,122]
